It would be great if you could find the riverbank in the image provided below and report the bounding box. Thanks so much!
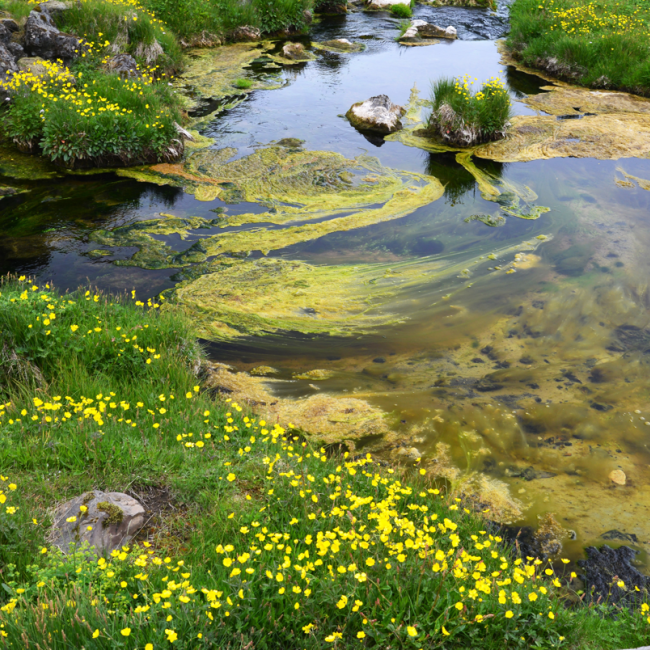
[1,277,650,649]
[0,0,312,168]
[507,0,650,95]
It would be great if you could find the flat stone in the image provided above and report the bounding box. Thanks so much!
[50,491,145,554]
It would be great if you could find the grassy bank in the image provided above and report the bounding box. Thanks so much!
[0,0,312,167]
[507,0,650,94]
[1,277,650,648]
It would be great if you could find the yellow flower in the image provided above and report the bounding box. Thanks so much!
[92,630,100,638]
[407,626,417,637]
[120,628,131,637]
[70,324,79,332]
[357,631,366,639]
[227,473,236,482]
[505,610,514,618]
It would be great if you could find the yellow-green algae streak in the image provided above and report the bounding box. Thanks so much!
[163,233,551,340]
[104,145,444,266]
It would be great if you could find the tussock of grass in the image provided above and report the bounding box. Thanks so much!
[390,3,412,17]
[234,77,253,89]
[427,75,512,147]
[507,0,650,94]
[2,277,650,648]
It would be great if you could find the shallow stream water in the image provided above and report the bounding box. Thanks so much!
[3,4,650,564]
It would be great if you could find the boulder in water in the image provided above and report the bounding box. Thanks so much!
[282,42,307,60]
[400,19,457,42]
[346,94,405,134]
[366,0,406,9]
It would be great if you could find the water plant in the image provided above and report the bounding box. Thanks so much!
[426,75,512,147]
[391,3,412,17]
[507,0,650,94]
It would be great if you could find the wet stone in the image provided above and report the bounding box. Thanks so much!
[372,357,386,363]
[601,529,638,543]
[609,469,626,486]
[471,357,484,363]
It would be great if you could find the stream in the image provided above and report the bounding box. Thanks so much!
[3,3,650,566]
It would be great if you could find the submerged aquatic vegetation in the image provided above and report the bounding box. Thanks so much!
[427,75,512,146]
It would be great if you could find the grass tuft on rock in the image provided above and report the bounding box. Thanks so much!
[507,0,650,94]
[427,75,512,147]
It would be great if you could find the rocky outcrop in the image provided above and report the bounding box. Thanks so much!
[24,7,84,61]
[399,19,457,42]
[105,52,139,78]
[346,94,405,134]
[50,491,146,554]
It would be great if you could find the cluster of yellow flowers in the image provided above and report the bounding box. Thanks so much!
[0,476,18,517]
[539,0,646,36]
[453,75,508,102]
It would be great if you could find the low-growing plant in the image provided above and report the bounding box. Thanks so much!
[234,77,253,89]
[391,2,412,17]
[427,75,512,147]
[396,18,411,39]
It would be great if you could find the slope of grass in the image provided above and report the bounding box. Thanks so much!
[1,276,650,649]
[507,0,650,94]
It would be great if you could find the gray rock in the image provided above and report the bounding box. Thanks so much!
[37,0,71,16]
[346,94,405,134]
[24,8,83,61]
[0,21,11,45]
[0,18,20,34]
[417,23,457,39]
[50,491,145,554]
[7,42,25,60]
[105,52,139,78]
[229,25,261,42]
[0,43,17,81]
[366,0,405,9]
[282,42,307,60]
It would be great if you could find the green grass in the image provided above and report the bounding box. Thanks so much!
[390,3,412,18]
[427,75,513,147]
[507,0,650,94]
[234,77,253,89]
[141,0,313,44]
[2,277,650,648]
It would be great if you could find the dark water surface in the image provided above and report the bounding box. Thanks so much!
[3,6,650,561]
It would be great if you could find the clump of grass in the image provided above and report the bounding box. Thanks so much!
[234,77,253,89]
[427,75,512,147]
[395,18,411,39]
[391,2,412,17]
[507,0,650,94]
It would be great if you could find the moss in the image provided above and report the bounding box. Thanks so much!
[97,501,124,527]
[292,369,334,380]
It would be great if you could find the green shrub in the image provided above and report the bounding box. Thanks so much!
[390,2,412,17]
[427,75,512,147]
[507,0,650,94]
[234,77,253,89]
